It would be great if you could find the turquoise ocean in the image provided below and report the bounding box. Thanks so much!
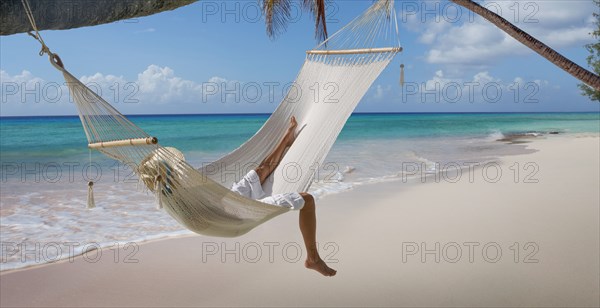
[1,112,599,270]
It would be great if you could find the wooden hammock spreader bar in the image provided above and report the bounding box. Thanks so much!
[306,47,402,55]
[88,137,158,149]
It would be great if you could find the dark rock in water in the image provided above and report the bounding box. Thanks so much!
[548,131,560,134]
[497,132,542,144]
[1,0,196,36]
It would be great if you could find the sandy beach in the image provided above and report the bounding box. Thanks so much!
[1,134,598,307]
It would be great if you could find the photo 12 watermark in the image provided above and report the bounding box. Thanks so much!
[1,159,541,186]
[200,241,339,264]
[0,241,140,268]
[199,1,340,26]
[401,241,540,264]
[1,80,140,105]
[400,1,539,24]
[400,161,540,184]
[401,80,541,104]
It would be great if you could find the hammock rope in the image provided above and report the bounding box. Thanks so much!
[22,0,403,237]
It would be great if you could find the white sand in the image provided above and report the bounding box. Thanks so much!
[1,135,598,307]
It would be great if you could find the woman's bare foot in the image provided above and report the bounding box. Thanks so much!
[305,258,337,277]
[284,116,298,146]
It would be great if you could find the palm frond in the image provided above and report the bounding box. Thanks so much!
[262,0,292,39]
[302,0,328,41]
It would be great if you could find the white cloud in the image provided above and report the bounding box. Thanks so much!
[373,84,392,99]
[208,76,228,83]
[513,76,525,85]
[0,64,262,115]
[135,28,156,34]
[418,20,447,44]
[78,65,241,105]
[423,69,453,90]
[75,65,203,105]
[417,0,596,66]
[472,71,496,84]
[1,70,43,85]
[135,65,203,103]
[417,70,547,104]
[1,70,71,115]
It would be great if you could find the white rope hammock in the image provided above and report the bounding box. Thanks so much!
[23,0,402,237]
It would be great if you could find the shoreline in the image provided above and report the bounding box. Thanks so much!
[1,133,597,274]
[0,133,540,273]
[1,134,599,306]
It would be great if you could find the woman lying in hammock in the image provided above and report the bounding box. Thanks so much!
[230,116,337,277]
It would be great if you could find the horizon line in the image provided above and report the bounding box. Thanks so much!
[1,111,599,118]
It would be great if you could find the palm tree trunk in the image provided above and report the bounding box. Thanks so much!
[451,0,600,90]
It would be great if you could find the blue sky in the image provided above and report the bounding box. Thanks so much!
[1,0,599,116]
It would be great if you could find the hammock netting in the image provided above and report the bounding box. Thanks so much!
[56,0,402,237]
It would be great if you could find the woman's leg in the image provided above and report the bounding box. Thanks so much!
[254,117,336,276]
[299,192,337,277]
